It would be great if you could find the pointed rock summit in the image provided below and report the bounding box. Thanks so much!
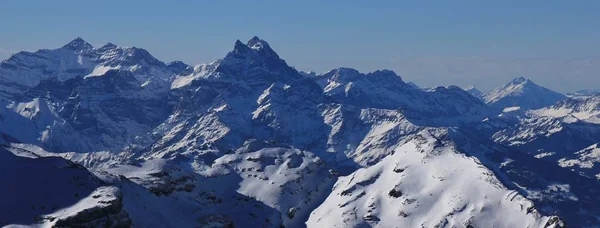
[247,36,268,51]
[62,37,93,51]
[229,36,279,58]
[509,76,530,85]
[223,37,293,75]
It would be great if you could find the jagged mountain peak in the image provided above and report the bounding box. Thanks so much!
[229,36,279,58]
[173,37,303,88]
[61,37,93,51]
[212,37,300,83]
[0,38,180,97]
[246,36,267,50]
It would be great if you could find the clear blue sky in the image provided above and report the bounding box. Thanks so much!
[1,0,599,92]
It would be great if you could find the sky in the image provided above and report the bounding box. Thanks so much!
[1,0,599,92]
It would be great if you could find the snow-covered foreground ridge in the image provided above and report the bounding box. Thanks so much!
[0,36,598,227]
[308,129,560,228]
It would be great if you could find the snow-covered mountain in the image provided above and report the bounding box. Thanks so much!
[0,38,185,153]
[308,129,561,228]
[314,68,488,125]
[0,37,187,99]
[533,95,600,124]
[464,95,600,186]
[1,69,171,153]
[483,77,567,112]
[3,37,600,227]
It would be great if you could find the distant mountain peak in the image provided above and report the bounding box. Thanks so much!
[247,36,266,50]
[465,85,484,100]
[465,85,482,93]
[368,69,401,80]
[226,36,284,64]
[509,76,530,85]
[231,36,276,54]
[484,76,566,111]
[569,89,600,97]
[62,37,93,51]
[319,68,404,85]
[208,37,300,83]
[333,67,360,75]
[234,39,245,48]
[100,42,118,50]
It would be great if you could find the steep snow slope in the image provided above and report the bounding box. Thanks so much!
[452,128,600,227]
[308,129,562,228]
[7,128,573,228]
[484,77,566,112]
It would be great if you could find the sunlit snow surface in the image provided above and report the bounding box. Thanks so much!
[3,36,599,227]
[308,130,557,228]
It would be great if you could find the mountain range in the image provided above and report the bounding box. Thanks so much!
[1,37,599,227]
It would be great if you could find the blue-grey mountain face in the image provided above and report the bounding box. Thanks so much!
[1,36,599,227]
[483,77,567,112]
[568,89,600,97]
[465,85,484,100]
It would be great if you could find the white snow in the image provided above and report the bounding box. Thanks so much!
[308,129,557,228]
[503,106,521,112]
